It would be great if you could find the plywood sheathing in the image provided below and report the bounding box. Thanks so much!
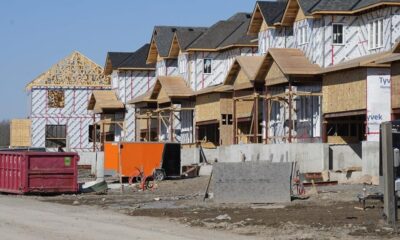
[10,119,31,147]
[392,61,400,109]
[235,90,255,119]
[150,76,194,104]
[258,49,321,85]
[88,91,125,114]
[280,0,301,26]
[321,51,391,74]
[224,56,264,90]
[195,84,233,96]
[196,93,223,123]
[323,68,367,114]
[26,51,110,90]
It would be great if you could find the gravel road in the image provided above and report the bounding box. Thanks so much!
[0,195,260,240]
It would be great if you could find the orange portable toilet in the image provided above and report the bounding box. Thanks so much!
[104,142,181,181]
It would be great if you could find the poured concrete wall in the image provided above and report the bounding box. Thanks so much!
[329,144,362,171]
[362,141,379,176]
[181,142,379,176]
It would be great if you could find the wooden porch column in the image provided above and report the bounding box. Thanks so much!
[147,113,151,142]
[93,114,96,152]
[158,111,161,142]
[169,109,174,142]
[254,93,259,143]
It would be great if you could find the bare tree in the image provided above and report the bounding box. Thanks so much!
[0,120,10,147]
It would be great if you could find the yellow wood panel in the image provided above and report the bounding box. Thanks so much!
[295,7,306,22]
[236,91,254,118]
[220,94,233,115]
[234,69,251,88]
[323,68,367,114]
[265,62,288,86]
[220,125,233,146]
[392,62,400,109]
[10,119,31,147]
[195,93,221,122]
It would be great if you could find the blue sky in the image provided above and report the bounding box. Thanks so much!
[0,0,256,120]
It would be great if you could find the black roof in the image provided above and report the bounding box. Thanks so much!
[175,27,208,50]
[106,52,133,69]
[299,0,400,15]
[105,44,155,74]
[188,13,256,50]
[118,44,155,69]
[152,26,206,57]
[257,1,288,25]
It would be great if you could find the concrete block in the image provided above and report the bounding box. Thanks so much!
[212,162,293,203]
[199,165,213,176]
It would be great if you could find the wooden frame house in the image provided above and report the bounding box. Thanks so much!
[321,52,391,144]
[129,76,195,144]
[87,90,125,149]
[103,44,156,143]
[260,48,322,144]
[224,56,265,144]
[194,84,234,147]
[377,42,400,120]
[26,51,111,152]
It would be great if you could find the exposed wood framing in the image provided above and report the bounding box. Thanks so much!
[26,51,110,90]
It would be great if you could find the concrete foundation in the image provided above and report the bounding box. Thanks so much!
[212,162,293,203]
[181,141,380,177]
[329,144,362,171]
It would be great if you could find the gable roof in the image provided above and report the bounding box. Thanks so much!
[256,48,321,80]
[187,13,256,51]
[248,1,288,34]
[104,44,155,75]
[195,84,233,96]
[27,51,110,90]
[224,56,264,90]
[147,26,206,63]
[168,27,208,58]
[87,90,125,114]
[150,76,194,103]
[276,0,400,26]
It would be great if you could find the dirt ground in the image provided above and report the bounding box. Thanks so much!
[32,173,400,240]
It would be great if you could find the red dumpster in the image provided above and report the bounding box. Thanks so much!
[0,152,79,194]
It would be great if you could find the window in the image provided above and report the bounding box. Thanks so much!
[369,19,383,50]
[89,125,100,143]
[332,24,344,45]
[179,57,186,74]
[271,102,281,121]
[298,25,308,45]
[260,36,266,54]
[48,90,65,108]
[221,114,233,125]
[45,125,66,148]
[203,58,212,74]
[299,96,310,121]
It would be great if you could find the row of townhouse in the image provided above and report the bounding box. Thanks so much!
[23,0,400,151]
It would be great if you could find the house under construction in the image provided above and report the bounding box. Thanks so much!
[26,51,111,152]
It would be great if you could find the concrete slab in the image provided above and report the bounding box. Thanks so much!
[212,162,293,204]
